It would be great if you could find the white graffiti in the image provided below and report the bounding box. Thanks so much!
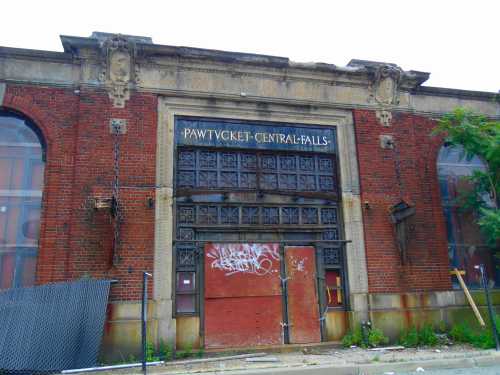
[292,258,306,272]
[207,243,280,276]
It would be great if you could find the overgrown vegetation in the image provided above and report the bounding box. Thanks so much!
[449,318,500,349]
[342,317,500,350]
[433,108,500,247]
[341,325,389,348]
[144,340,202,362]
[399,324,439,347]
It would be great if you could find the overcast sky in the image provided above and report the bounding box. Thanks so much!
[2,0,498,92]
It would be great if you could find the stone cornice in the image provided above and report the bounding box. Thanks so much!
[0,46,73,63]
[1,33,499,118]
[413,86,500,101]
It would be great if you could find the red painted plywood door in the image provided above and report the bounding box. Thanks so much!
[284,246,321,344]
[204,243,283,348]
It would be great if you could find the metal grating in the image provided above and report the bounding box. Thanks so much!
[0,279,111,374]
[176,149,337,193]
[177,204,338,227]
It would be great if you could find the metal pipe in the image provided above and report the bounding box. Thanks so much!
[61,361,164,373]
[476,264,500,351]
[142,272,153,374]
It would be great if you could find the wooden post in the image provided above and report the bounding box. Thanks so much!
[451,268,486,327]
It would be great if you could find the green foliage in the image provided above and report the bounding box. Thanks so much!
[433,108,500,247]
[478,208,500,246]
[341,326,364,347]
[449,317,500,349]
[342,325,389,348]
[399,325,438,347]
[399,326,419,347]
[175,343,194,359]
[472,329,495,349]
[449,321,474,343]
[158,340,173,361]
[196,347,205,358]
[418,324,439,346]
[368,327,389,347]
[146,341,159,362]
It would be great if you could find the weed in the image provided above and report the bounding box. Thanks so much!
[399,326,419,347]
[196,347,205,358]
[342,325,388,348]
[146,341,159,362]
[418,324,438,346]
[368,328,389,347]
[449,322,474,343]
[158,340,173,361]
[342,326,364,348]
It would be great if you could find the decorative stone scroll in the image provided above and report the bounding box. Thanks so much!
[376,110,392,127]
[98,34,137,108]
[370,64,402,106]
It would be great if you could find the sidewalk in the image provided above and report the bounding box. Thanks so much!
[70,345,500,375]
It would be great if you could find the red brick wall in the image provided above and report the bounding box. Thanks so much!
[353,110,452,293]
[3,85,452,298]
[3,84,157,300]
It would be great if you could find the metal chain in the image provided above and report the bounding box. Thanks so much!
[112,123,122,266]
[393,140,404,197]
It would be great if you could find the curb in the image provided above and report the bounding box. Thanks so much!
[153,351,500,375]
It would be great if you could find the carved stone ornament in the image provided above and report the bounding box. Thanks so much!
[376,110,392,127]
[99,35,136,108]
[370,65,402,105]
[380,134,395,149]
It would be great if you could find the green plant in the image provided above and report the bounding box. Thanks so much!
[184,343,193,357]
[399,326,419,347]
[433,108,500,247]
[146,341,159,362]
[342,325,388,348]
[472,329,495,349]
[342,326,363,347]
[158,340,173,361]
[418,324,439,346]
[196,347,205,358]
[176,343,194,359]
[368,328,389,347]
[448,317,500,350]
[449,321,474,343]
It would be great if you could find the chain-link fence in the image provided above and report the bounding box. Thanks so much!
[0,279,111,374]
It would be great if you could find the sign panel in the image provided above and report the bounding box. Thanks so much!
[176,117,336,154]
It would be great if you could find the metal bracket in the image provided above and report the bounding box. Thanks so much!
[109,118,127,134]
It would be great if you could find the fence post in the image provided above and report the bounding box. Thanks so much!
[142,272,152,374]
[476,264,500,351]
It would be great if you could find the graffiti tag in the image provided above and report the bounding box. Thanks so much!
[207,243,280,276]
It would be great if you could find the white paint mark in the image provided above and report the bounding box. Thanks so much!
[207,243,280,276]
[291,257,306,272]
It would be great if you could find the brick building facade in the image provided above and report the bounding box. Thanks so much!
[1,32,498,357]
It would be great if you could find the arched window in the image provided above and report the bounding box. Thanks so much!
[0,111,45,289]
[437,145,499,288]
